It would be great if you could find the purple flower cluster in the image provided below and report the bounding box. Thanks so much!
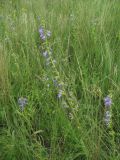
[38,27,52,65]
[104,96,112,107]
[39,27,51,41]
[39,27,46,40]
[38,25,63,99]
[18,97,28,111]
[104,96,112,126]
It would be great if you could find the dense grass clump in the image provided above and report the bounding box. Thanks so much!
[0,0,120,159]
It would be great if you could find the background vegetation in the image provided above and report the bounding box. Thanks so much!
[0,0,120,159]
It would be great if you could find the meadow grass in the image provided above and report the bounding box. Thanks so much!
[0,0,120,159]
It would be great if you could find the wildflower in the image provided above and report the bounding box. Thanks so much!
[58,90,63,99]
[46,30,51,37]
[39,27,46,40]
[18,97,28,111]
[104,117,110,126]
[42,51,48,58]
[105,111,111,118]
[104,112,111,126]
[104,96,112,107]
[53,80,62,88]
[41,35,46,41]
[104,110,111,126]
[39,27,44,35]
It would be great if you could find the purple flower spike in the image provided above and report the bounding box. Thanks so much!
[39,27,46,40]
[104,96,112,107]
[39,27,44,34]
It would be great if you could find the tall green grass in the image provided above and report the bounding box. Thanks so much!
[0,0,120,159]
